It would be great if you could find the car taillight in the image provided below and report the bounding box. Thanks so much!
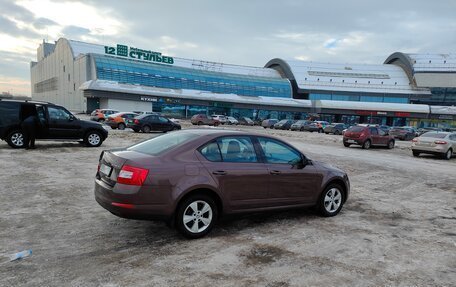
[134,119,140,124]
[117,165,149,186]
[434,140,447,145]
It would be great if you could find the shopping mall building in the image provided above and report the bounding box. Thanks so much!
[30,38,456,127]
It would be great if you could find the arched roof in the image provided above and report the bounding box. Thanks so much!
[265,58,429,95]
[385,52,456,73]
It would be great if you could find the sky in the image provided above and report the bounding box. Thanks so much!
[0,0,455,96]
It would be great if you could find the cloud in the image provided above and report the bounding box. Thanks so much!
[61,25,91,39]
[33,17,58,30]
[0,15,40,38]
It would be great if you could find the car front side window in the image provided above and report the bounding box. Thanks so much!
[258,137,301,164]
[48,106,71,121]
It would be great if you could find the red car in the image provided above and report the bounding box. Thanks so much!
[343,126,395,149]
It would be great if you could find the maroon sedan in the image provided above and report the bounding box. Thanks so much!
[95,129,350,238]
[343,126,395,149]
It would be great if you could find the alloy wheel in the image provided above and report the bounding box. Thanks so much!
[11,132,24,147]
[324,188,342,213]
[88,133,101,146]
[183,200,213,234]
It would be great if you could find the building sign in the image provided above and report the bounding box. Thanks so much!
[104,44,174,65]
[356,110,377,116]
[394,112,410,117]
[140,96,157,102]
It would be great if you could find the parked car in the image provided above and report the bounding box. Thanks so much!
[211,115,227,125]
[324,123,348,135]
[105,112,138,130]
[378,125,391,132]
[389,127,418,141]
[261,119,278,129]
[273,119,294,130]
[290,120,311,131]
[90,109,119,122]
[226,116,239,125]
[411,132,456,160]
[343,126,395,149]
[191,114,220,126]
[127,114,181,133]
[238,117,254,126]
[94,129,350,238]
[0,99,108,148]
[304,121,330,133]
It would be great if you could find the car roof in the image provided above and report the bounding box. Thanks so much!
[0,98,52,105]
[180,128,278,138]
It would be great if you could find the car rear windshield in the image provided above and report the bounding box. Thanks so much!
[421,132,447,139]
[127,132,198,155]
[348,126,365,132]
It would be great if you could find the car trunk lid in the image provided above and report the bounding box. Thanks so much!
[98,150,155,187]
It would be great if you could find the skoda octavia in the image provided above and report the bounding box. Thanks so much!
[94,129,350,238]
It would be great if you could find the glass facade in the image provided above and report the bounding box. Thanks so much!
[310,93,408,103]
[94,55,292,98]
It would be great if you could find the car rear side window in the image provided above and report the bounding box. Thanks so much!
[200,142,222,162]
[127,132,198,155]
[0,102,20,126]
[258,137,301,164]
[369,127,378,135]
[217,137,258,163]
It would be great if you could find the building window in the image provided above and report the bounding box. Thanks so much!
[63,65,65,72]
[68,74,70,82]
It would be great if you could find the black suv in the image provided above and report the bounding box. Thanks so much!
[0,99,108,148]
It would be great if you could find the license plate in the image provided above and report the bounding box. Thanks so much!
[347,140,357,143]
[99,163,112,176]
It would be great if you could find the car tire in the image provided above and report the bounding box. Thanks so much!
[197,121,203,126]
[84,130,103,147]
[142,125,151,133]
[176,194,217,239]
[412,151,420,157]
[362,140,371,150]
[343,142,350,148]
[318,184,345,217]
[214,122,219,127]
[334,130,341,135]
[300,127,304,132]
[118,123,126,130]
[444,149,452,160]
[318,129,323,133]
[132,129,140,133]
[387,140,395,149]
[7,130,26,148]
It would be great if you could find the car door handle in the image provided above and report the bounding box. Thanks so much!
[270,170,281,175]
[212,170,227,175]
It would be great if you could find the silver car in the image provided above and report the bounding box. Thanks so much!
[411,132,456,160]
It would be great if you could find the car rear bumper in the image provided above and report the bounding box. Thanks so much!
[412,146,448,154]
[94,179,173,221]
[343,138,362,145]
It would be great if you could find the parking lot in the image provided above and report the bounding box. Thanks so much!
[1,122,455,286]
